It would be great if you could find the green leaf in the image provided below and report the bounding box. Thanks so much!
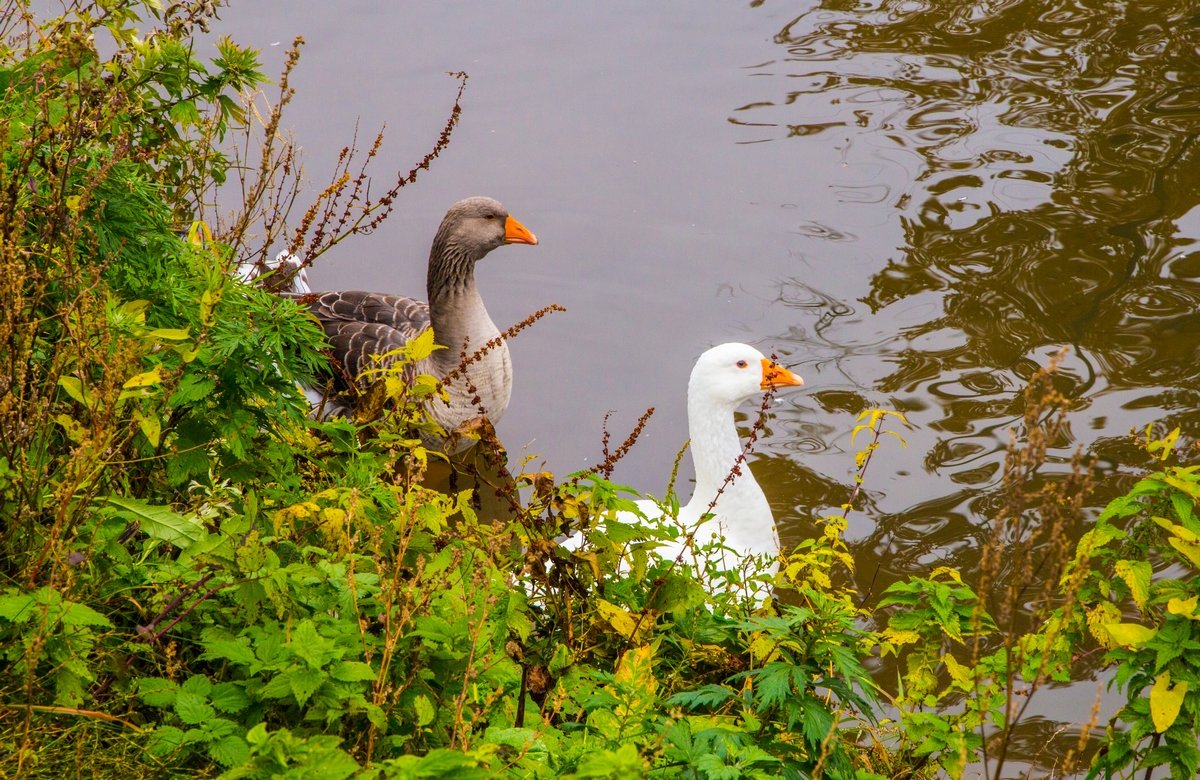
[147,725,187,757]
[168,99,201,127]
[286,668,325,706]
[414,694,435,727]
[668,684,735,710]
[137,678,178,708]
[104,497,205,549]
[208,682,250,714]
[258,674,292,700]
[291,621,339,669]
[0,591,38,623]
[60,601,112,628]
[208,734,249,767]
[175,691,215,725]
[329,661,376,682]
[200,632,256,666]
[648,574,709,613]
[179,674,212,696]
[548,644,574,676]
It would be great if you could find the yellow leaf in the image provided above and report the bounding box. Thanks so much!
[569,549,602,582]
[135,410,161,447]
[1154,516,1200,543]
[929,567,962,583]
[187,220,214,246]
[57,375,90,406]
[1104,622,1157,648]
[1167,596,1199,619]
[118,299,149,321]
[407,327,440,363]
[1150,672,1188,733]
[1168,537,1200,570]
[148,328,190,341]
[123,366,164,390]
[850,423,873,446]
[614,644,655,687]
[1147,427,1181,461]
[1114,560,1152,609]
[610,644,658,719]
[1164,474,1200,500]
[748,633,781,664]
[882,628,921,647]
[596,599,639,639]
[943,653,972,687]
[55,414,86,444]
[200,289,219,326]
[320,507,347,524]
[1086,603,1122,647]
[384,376,406,398]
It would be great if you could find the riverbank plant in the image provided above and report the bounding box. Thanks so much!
[1,3,1197,778]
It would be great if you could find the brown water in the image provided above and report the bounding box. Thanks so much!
[216,1,1200,773]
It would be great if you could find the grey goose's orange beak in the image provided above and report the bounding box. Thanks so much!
[504,215,538,245]
[760,358,804,390]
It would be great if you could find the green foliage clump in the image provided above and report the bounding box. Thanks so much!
[1,3,1198,780]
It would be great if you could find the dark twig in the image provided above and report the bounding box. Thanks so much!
[135,571,217,642]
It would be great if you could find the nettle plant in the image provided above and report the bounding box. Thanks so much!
[1069,431,1200,780]
[874,359,1200,780]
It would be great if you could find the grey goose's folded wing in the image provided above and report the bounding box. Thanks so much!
[290,290,432,386]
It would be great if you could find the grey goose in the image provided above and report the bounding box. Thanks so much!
[289,196,538,448]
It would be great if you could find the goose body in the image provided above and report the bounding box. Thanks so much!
[563,343,803,601]
[290,197,537,445]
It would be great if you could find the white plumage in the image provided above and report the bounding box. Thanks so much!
[565,343,804,602]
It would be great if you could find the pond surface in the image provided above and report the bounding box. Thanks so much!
[217,1,1200,772]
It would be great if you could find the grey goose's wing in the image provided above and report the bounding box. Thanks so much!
[289,291,432,386]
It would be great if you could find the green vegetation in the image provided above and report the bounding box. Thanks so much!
[1,3,1197,778]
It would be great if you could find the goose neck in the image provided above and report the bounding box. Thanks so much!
[427,231,481,305]
[687,395,750,498]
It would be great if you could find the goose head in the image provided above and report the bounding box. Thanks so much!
[688,343,804,410]
[434,196,538,262]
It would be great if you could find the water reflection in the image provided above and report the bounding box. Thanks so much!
[745,0,1200,768]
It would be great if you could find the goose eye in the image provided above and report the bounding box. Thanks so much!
[736,360,748,368]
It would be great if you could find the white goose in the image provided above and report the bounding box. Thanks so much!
[284,197,538,445]
[563,343,804,600]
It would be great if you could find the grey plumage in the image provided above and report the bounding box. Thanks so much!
[298,290,430,386]
[286,197,538,445]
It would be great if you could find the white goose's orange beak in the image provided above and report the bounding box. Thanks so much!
[504,215,538,245]
[760,358,804,390]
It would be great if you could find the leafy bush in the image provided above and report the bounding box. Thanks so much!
[1,3,1197,779]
